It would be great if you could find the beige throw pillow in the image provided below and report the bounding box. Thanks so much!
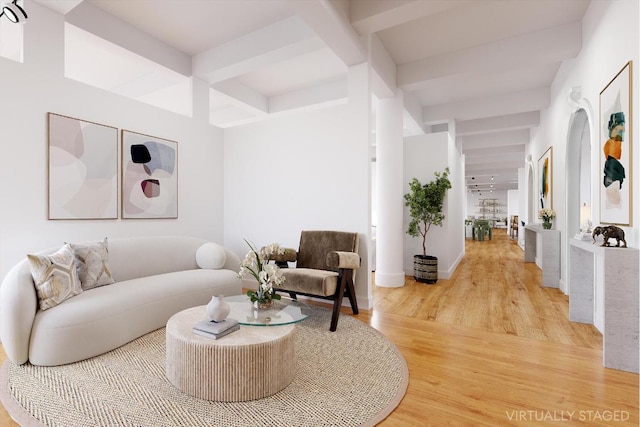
[27,244,83,311]
[70,238,115,290]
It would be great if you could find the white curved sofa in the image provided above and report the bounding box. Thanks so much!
[0,236,242,366]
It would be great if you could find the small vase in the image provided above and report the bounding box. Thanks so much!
[542,221,552,230]
[255,299,273,310]
[206,295,230,322]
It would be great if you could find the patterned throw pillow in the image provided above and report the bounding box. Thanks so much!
[69,238,115,290]
[27,244,83,311]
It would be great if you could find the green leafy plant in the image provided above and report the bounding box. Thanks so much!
[404,167,452,256]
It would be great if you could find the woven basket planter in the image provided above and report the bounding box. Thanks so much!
[413,255,438,284]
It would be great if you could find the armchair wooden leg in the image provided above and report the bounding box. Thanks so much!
[330,274,348,332]
[345,275,359,315]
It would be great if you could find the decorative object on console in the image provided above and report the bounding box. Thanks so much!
[48,113,118,220]
[538,208,555,230]
[238,240,284,307]
[574,204,593,241]
[592,225,627,247]
[205,295,231,322]
[122,130,178,219]
[600,61,632,226]
[538,146,553,210]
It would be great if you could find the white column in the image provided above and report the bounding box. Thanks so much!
[375,91,405,288]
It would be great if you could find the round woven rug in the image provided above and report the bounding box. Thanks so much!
[1,305,408,427]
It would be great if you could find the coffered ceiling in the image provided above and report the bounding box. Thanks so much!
[33,0,591,191]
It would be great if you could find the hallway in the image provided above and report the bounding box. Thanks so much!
[372,228,602,349]
[357,228,638,426]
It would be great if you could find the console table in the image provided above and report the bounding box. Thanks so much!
[568,239,639,373]
[524,225,561,288]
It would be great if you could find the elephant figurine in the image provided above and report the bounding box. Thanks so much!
[592,225,627,247]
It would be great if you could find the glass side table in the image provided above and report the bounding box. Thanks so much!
[225,294,312,326]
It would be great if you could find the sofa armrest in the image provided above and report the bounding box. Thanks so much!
[221,247,242,272]
[0,259,38,365]
[326,251,360,270]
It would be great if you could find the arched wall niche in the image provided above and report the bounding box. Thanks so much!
[565,99,595,295]
[518,154,538,247]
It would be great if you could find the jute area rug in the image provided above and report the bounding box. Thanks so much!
[1,305,408,427]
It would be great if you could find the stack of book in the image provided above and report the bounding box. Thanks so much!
[192,317,239,339]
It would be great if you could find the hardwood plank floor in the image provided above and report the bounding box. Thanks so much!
[1,229,637,426]
[358,229,637,426]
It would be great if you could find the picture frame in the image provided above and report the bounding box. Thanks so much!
[599,61,632,225]
[121,130,178,219]
[538,146,552,210]
[48,113,118,220]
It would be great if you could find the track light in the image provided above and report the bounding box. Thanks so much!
[0,1,28,23]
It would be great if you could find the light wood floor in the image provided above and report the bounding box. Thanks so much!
[1,229,637,426]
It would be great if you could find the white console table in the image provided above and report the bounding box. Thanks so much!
[568,239,639,373]
[524,225,560,288]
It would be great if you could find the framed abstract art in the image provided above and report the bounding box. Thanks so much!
[121,130,178,219]
[600,61,632,225]
[538,146,552,210]
[48,113,118,220]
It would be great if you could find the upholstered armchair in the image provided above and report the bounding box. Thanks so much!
[269,230,360,332]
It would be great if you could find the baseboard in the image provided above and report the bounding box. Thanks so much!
[439,251,464,280]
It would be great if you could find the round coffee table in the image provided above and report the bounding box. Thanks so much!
[165,299,309,402]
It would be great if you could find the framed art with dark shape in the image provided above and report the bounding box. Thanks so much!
[121,130,178,219]
[600,61,632,225]
[538,146,552,210]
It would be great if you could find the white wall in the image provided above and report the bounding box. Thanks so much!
[223,64,373,308]
[528,0,639,290]
[0,3,225,280]
[403,132,464,279]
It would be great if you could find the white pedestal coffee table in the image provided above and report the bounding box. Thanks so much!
[165,297,310,402]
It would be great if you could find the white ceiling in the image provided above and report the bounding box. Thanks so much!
[34,0,592,191]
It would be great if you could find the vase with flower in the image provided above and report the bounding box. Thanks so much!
[237,240,285,309]
[538,208,556,230]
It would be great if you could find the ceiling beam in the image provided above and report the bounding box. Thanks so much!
[466,165,522,176]
[397,21,581,89]
[370,33,396,99]
[65,2,191,76]
[210,80,268,117]
[423,87,550,124]
[465,151,524,166]
[458,129,530,150]
[350,0,470,35]
[193,16,324,83]
[269,78,347,113]
[456,111,540,136]
[32,0,84,15]
[402,91,425,136]
[290,0,366,66]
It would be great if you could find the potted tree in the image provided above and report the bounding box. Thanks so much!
[404,167,452,284]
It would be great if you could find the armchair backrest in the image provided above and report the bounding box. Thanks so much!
[474,220,490,228]
[297,230,359,271]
